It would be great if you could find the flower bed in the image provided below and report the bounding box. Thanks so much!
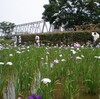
[0,43,100,99]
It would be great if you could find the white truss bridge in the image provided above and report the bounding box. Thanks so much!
[14,20,64,35]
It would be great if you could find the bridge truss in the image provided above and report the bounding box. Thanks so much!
[14,20,63,35]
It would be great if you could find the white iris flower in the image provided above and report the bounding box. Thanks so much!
[41,78,51,84]
[6,62,13,65]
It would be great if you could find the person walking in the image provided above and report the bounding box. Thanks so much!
[35,35,40,46]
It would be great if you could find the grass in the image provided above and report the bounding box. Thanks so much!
[0,45,100,99]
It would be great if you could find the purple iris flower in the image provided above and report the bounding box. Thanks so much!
[28,94,42,99]
[28,94,37,99]
[36,95,42,99]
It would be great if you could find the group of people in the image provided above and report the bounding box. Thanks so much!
[11,32,100,47]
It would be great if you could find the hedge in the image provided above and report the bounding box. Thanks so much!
[18,30,100,46]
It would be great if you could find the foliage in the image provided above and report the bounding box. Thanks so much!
[20,30,100,46]
[42,0,100,29]
[0,45,100,98]
[0,21,15,34]
[0,38,13,45]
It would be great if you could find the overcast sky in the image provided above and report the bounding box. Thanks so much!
[0,0,49,25]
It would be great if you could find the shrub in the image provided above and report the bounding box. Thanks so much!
[20,30,100,46]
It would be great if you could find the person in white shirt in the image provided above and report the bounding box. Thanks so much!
[92,32,99,46]
[18,36,21,44]
[35,35,40,46]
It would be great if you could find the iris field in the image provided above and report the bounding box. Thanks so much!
[0,44,100,99]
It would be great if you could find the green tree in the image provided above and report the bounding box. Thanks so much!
[42,0,100,29]
[0,21,15,34]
